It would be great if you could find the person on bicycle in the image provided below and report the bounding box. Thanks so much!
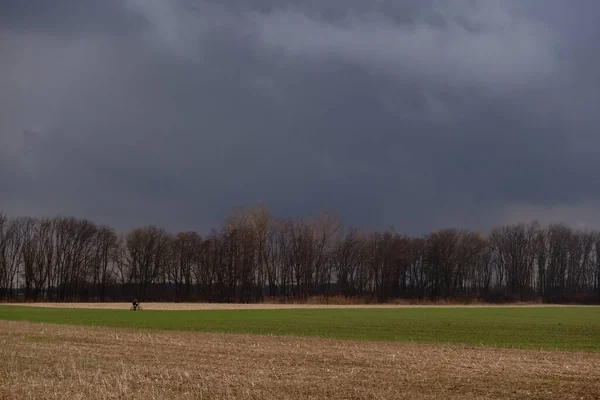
[132,298,140,310]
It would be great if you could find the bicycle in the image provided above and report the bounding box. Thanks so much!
[130,304,143,311]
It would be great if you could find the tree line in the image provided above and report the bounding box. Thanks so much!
[1,206,599,304]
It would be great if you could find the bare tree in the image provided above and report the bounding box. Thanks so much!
[171,231,202,301]
[124,226,170,300]
[407,237,428,298]
[545,224,571,301]
[489,222,538,300]
[425,229,460,299]
[0,215,22,299]
[92,226,118,301]
[335,229,367,297]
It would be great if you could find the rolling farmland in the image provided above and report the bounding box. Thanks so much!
[1,304,599,399]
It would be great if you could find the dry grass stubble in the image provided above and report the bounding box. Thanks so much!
[1,321,599,399]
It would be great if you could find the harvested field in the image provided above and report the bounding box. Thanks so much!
[2,302,591,310]
[0,320,599,400]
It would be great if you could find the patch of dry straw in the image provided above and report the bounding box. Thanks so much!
[0,321,599,399]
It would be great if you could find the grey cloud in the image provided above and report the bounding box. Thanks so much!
[1,0,600,235]
[0,0,141,37]
[250,3,556,92]
[128,0,557,90]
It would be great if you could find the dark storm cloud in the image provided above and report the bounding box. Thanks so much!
[1,0,599,234]
[0,0,141,37]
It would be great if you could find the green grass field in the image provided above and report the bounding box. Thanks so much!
[1,305,599,351]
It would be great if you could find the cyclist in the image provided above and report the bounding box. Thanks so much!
[131,298,140,311]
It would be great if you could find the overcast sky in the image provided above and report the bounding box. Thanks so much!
[1,0,599,235]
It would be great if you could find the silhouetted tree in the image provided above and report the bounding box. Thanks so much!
[0,208,597,304]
